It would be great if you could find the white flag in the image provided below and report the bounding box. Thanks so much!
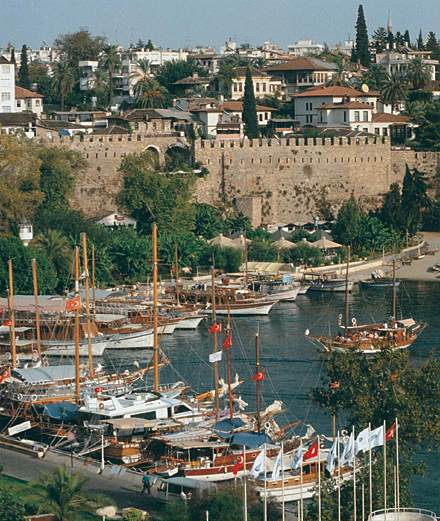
[250,448,265,479]
[326,438,338,474]
[291,443,303,470]
[355,427,370,454]
[209,351,222,363]
[340,432,354,467]
[369,425,384,449]
[272,447,283,481]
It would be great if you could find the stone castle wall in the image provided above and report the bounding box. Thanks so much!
[43,133,440,224]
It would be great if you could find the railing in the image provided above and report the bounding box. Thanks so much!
[369,508,438,521]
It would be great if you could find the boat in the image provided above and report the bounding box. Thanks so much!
[42,337,107,357]
[307,273,353,293]
[173,313,205,330]
[202,300,275,316]
[249,276,301,302]
[359,270,401,289]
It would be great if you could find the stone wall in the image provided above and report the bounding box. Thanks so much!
[391,149,440,196]
[194,137,397,225]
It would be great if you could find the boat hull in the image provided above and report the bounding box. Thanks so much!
[308,280,354,293]
[202,302,274,316]
[42,339,107,357]
[175,316,205,330]
[105,330,154,350]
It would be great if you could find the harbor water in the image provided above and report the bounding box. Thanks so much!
[109,281,440,511]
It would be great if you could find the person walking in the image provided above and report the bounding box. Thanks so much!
[141,472,151,494]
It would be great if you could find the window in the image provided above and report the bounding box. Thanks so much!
[16,100,21,108]
[265,112,268,120]
[375,128,380,135]
[383,128,388,136]
[1,92,11,102]
[263,83,266,93]
[259,113,263,122]
[354,111,360,122]
[363,111,369,122]
[1,65,10,73]
[233,83,238,92]
[36,100,40,106]
[256,82,260,92]
[239,82,243,92]
[343,111,347,122]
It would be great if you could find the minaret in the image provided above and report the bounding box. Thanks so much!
[387,10,393,34]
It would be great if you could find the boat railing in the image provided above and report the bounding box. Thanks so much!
[369,508,438,521]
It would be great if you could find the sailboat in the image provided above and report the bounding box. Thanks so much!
[308,255,426,354]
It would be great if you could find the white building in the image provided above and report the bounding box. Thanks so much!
[79,60,99,91]
[288,40,325,57]
[15,86,44,116]
[376,49,438,82]
[231,67,283,100]
[0,56,16,113]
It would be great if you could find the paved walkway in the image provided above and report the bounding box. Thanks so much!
[396,232,440,282]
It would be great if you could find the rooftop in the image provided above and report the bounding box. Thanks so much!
[295,86,373,98]
[15,86,44,99]
[319,101,373,110]
[372,112,411,124]
[265,57,337,72]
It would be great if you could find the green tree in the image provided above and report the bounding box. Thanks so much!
[362,63,388,90]
[380,71,407,111]
[118,151,195,235]
[401,166,430,235]
[155,59,205,94]
[242,68,259,138]
[423,197,440,231]
[214,61,235,97]
[99,45,121,107]
[35,466,108,521]
[107,227,148,282]
[356,214,403,254]
[425,31,439,59]
[0,488,26,521]
[372,27,388,53]
[92,68,109,107]
[417,29,424,51]
[379,182,403,231]
[18,44,30,89]
[404,30,411,47]
[414,101,440,150]
[354,4,371,66]
[55,29,106,67]
[134,78,168,108]
[194,203,224,239]
[284,244,324,267]
[248,239,277,262]
[51,60,75,110]
[0,136,42,232]
[332,196,363,247]
[327,57,349,86]
[407,57,431,90]
[202,246,242,272]
[28,62,52,100]
[33,229,71,290]
[38,147,86,210]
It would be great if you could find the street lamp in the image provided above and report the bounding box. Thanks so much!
[86,423,106,473]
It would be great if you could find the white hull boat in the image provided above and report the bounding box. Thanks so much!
[42,339,107,357]
[105,330,154,350]
[174,316,205,330]
[202,302,275,316]
[264,286,300,302]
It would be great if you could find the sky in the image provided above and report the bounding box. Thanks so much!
[1,0,437,50]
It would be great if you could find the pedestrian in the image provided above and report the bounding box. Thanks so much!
[141,472,151,494]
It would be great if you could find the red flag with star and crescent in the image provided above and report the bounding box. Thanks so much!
[222,335,232,350]
[232,455,244,476]
[303,440,319,461]
[385,421,396,441]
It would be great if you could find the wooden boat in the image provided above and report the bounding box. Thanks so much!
[359,270,401,289]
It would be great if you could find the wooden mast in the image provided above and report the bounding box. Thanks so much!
[392,258,396,320]
[344,246,351,338]
[255,327,261,433]
[211,264,220,419]
[31,258,41,356]
[175,244,180,306]
[226,308,234,421]
[7,260,16,369]
[74,247,81,403]
[81,233,93,375]
[152,223,160,392]
[91,243,97,320]
[244,231,249,287]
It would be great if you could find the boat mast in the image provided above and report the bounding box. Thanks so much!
[81,233,94,375]
[7,260,16,369]
[74,247,81,403]
[226,308,234,421]
[211,264,220,420]
[31,258,41,356]
[344,246,351,338]
[175,244,180,306]
[244,231,249,287]
[91,243,97,320]
[152,223,160,392]
[392,258,396,320]
[255,326,261,433]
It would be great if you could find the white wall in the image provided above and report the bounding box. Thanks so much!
[0,61,16,112]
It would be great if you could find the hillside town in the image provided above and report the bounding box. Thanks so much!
[1,3,440,521]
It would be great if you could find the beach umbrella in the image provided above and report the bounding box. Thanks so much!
[272,238,297,250]
[208,234,241,249]
[311,238,343,249]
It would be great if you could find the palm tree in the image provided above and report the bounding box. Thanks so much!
[51,61,75,110]
[35,467,106,521]
[327,57,349,86]
[362,63,388,90]
[99,45,121,107]
[34,229,71,275]
[129,58,151,97]
[406,57,431,90]
[380,71,408,111]
[134,78,168,108]
[92,68,109,105]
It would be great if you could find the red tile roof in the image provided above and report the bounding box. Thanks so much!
[221,101,275,112]
[372,113,410,124]
[15,86,43,99]
[294,86,371,98]
[319,101,373,110]
[265,57,335,72]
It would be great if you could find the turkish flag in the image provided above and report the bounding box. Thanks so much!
[385,421,396,441]
[66,296,81,312]
[232,455,244,476]
[222,335,232,349]
[252,371,264,381]
[2,319,12,327]
[208,323,221,334]
[303,440,319,461]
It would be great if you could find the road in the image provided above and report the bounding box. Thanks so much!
[0,446,159,513]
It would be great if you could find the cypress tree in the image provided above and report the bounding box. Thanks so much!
[242,67,259,139]
[355,4,371,66]
[425,31,439,59]
[10,47,16,65]
[403,30,411,47]
[18,44,30,89]
[417,30,424,50]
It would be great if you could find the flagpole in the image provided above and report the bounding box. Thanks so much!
[384,420,387,521]
[243,446,248,521]
[362,483,365,521]
[226,307,234,421]
[396,418,400,510]
[369,422,373,517]
[7,260,16,369]
[281,440,285,521]
[152,223,160,392]
[300,439,304,521]
[318,434,321,521]
[211,264,220,420]
[337,432,341,521]
[353,426,357,521]
[263,444,267,521]
[74,247,81,403]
